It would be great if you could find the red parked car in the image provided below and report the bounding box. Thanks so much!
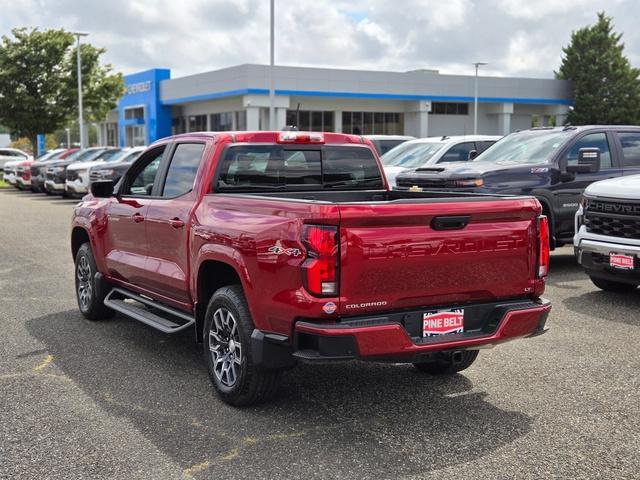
[71,131,551,405]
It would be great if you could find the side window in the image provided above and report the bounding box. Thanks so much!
[161,143,206,197]
[565,133,612,169]
[477,141,496,154]
[123,147,165,196]
[617,132,640,167]
[439,142,476,162]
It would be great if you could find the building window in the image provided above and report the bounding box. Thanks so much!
[106,123,119,146]
[172,117,187,135]
[235,111,247,130]
[431,102,469,115]
[341,111,404,135]
[124,107,144,120]
[188,115,207,132]
[285,110,335,132]
[210,112,234,131]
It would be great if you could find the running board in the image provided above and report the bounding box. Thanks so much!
[104,287,195,334]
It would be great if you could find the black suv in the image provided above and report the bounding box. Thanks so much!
[395,126,640,248]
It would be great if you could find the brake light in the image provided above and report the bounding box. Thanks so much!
[277,132,325,144]
[537,215,550,278]
[302,225,338,296]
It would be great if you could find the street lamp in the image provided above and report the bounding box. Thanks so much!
[269,0,275,130]
[473,61,488,135]
[72,31,89,148]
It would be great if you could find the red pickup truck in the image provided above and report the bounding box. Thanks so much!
[71,131,551,406]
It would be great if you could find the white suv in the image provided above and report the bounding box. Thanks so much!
[574,175,640,292]
[381,135,501,187]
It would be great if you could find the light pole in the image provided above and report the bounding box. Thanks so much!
[473,62,488,135]
[65,127,71,147]
[269,0,275,130]
[72,32,89,148]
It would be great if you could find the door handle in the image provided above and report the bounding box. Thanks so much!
[132,213,145,223]
[170,218,185,229]
[431,215,471,230]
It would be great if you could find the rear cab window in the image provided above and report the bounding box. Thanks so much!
[215,145,384,191]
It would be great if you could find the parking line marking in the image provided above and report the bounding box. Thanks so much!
[34,354,54,371]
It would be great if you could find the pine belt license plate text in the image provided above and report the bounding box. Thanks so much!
[423,309,464,337]
[609,253,634,270]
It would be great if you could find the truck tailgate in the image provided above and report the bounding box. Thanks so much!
[337,198,540,315]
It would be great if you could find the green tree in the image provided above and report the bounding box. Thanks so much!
[68,43,125,123]
[556,12,640,125]
[0,28,124,151]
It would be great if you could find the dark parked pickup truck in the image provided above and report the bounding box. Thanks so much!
[395,126,640,249]
[71,131,551,405]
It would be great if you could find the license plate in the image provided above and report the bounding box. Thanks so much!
[423,309,464,337]
[610,253,635,270]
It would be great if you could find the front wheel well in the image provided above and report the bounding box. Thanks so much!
[195,260,243,342]
[71,227,91,260]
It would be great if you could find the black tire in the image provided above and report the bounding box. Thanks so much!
[74,242,114,320]
[203,285,281,406]
[413,350,479,375]
[589,276,638,293]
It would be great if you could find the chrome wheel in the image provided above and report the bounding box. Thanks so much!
[209,307,242,387]
[76,255,93,310]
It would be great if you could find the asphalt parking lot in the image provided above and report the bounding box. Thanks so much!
[1,188,639,480]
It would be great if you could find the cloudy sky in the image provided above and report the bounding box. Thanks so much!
[1,0,639,79]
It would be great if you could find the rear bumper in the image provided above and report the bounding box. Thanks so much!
[293,298,550,362]
[252,298,551,367]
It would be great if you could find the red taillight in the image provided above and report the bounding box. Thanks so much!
[302,225,338,296]
[537,215,550,278]
[277,132,325,144]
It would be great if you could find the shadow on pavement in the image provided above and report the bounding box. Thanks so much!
[27,310,533,478]
[563,288,640,327]
[547,250,586,285]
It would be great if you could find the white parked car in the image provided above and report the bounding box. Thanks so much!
[66,147,128,196]
[0,148,31,170]
[381,135,501,187]
[363,135,415,156]
[574,174,640,292]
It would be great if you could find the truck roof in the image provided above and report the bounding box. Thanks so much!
[154,131,374,146]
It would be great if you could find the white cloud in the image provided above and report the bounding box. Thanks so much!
[0,0,638,79]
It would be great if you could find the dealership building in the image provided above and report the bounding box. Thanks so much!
[99,65,572,147]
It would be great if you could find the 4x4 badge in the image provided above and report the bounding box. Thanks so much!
[268,245,301,256]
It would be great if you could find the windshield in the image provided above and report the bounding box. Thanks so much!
[36,150,62,161]
[94,149,124,163]
[375,139,409,155]
[216,145,383,191]
[75,149,109,163]
[473,130,573,165]
[381,142,444,169]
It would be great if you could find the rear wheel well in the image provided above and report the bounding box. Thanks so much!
[71,227,91,260]
[195,261,242,342]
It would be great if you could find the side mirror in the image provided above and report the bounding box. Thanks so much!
[566,148,600,174]
[468,149,478,160]
[91,180,114,198]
